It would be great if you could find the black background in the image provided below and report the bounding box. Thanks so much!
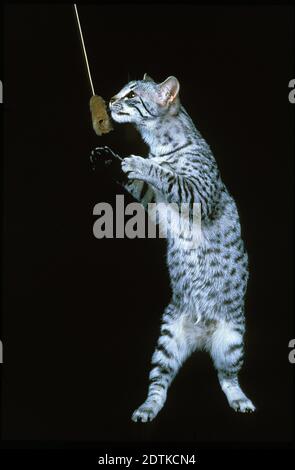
[1,4,294,443]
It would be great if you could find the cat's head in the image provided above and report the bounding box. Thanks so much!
[109,74,180,124]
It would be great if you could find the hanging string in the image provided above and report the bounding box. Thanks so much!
[73,4,95,96]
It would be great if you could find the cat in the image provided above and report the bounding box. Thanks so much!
[90,73,256,422]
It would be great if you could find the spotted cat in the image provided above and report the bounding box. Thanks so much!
[90,73,255,422]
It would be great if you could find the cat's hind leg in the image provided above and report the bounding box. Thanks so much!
[209,320,256,413]
[132,305,195,423]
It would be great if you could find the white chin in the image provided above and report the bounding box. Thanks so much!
[111,111,132,123]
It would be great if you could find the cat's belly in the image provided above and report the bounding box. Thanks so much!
[175,313,219,351]
[168,242,208,317]
[167,236,248,322]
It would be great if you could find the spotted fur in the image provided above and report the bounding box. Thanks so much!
[93,73,255,422]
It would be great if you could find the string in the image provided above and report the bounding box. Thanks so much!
[73,4,95,96]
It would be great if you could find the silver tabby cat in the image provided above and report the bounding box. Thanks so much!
[92,73,255,422]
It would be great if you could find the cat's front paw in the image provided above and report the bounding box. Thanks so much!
[90,146,120,171]
[121,155,149,181]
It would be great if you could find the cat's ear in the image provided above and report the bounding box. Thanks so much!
[143,73,154,82]
[157,76,180,106]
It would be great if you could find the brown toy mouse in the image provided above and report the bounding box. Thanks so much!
[89,95,113,136]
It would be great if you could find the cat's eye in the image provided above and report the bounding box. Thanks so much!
[126,91,136,99]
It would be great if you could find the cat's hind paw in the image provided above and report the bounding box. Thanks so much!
[131,402,159,423]
[230,397,256,413]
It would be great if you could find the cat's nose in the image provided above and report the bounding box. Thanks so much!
[109,96,117,107]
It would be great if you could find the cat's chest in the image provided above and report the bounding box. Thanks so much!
[149,190,182,237]
[151,155,186,173]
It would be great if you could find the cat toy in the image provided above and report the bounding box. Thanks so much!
[73,4,113,136]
